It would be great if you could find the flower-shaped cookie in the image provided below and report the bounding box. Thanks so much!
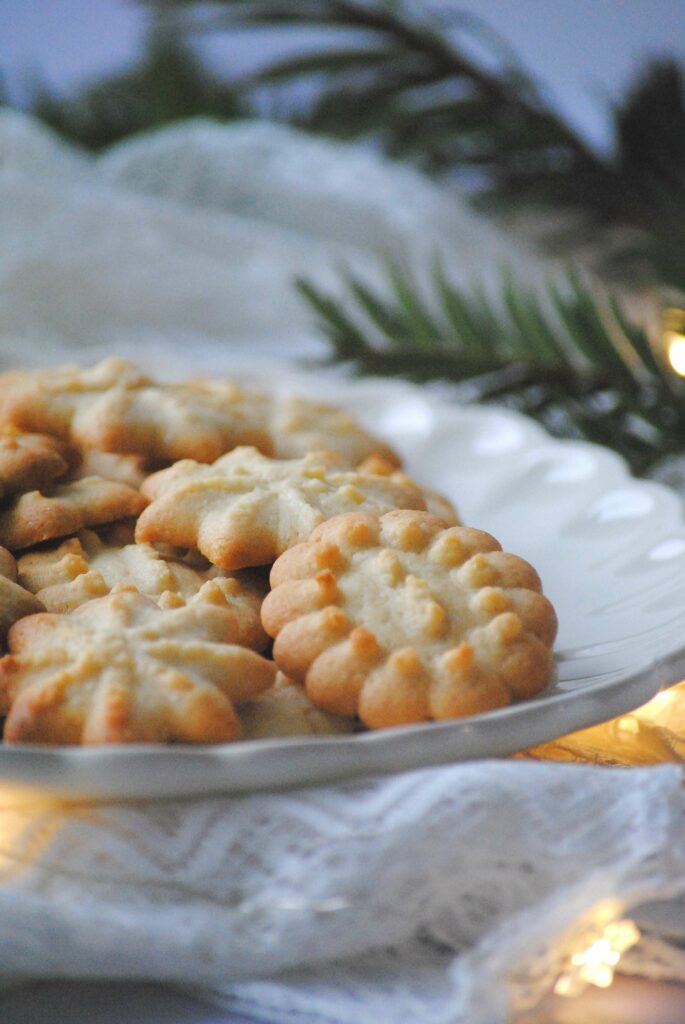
[0,476,147,551]
[0,545,44,640]
[0,429,72,500]
[16,529,267,648]
[136,447,427,569]
[190,379,399,467]
[1,358,398,466]
[238,673,356,740]
[0,583,276,744]
[0,358,272,463]
[261,511,558,728]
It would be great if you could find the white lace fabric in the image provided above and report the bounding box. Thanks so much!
[1,112,685,1023]
[0,763,684,1024]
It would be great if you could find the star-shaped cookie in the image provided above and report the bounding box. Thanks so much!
[0,358,272,463]
[191,379,399,466]
[0,584,276,744]
[1,358,398,467]
[17,529,267,648]
[0,476,147,551]
[135,447,427,569]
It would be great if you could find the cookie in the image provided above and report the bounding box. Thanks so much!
[270,394,399,466]
[0,583,276,744]
[192,379,399,466]
[0,429,73,501]
[0,357,150,437]
[0,546,44,640]
[0,358,273,463]
[0,476,147,551]
[261,510,558,728]
[1,357,399,468]
[72,449,148,489]
[135,447,427,569]
[238,673,356,740]
[16,530,267,647]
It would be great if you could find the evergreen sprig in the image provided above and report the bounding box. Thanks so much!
[28,26,247,151]
[297,263,684,475]
[149,0,685,293]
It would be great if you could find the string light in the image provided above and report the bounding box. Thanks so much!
[554,918,640,997]
[663,307,685,376]
[633,681,685,729]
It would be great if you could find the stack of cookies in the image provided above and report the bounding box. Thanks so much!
[0,358,557,746]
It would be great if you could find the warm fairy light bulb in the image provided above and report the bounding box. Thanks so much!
[664,307,685,376]
[667,335,685,376]
[633,680,685,734]
[553,919,640,997]
[617,715,639,735]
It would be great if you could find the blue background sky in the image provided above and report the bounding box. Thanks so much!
[3,0,685,151]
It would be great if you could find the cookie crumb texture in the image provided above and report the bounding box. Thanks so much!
[262,511,558,728]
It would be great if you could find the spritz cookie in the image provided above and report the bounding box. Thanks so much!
[261,510,557,728]
[238,673,356,740]
[0,357,272,463]
[0,583,276,744]
[0,358,398,467]
[136,447,426,569]
[0,476,147,551]
[0,429,72,499]
[16,530,267,648]
[0,546,44,639]
[190,379,400,467]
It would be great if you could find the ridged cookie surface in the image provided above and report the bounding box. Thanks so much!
[262,510,558,728]
[0,545,44,640]
[0,358,398,467]
[0,476,147,551]
[0,583,276,744]
[136,447,426,569]
[16,530,267,648]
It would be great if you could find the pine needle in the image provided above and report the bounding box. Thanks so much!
[296,263,685,474]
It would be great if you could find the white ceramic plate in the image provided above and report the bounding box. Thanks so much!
[2,366,685,798]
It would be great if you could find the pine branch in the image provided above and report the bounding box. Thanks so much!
[26,25,247,151]
[151,0,598,170]
[144,1,685,292]
[18,1,685,289]
[296,264,685,475]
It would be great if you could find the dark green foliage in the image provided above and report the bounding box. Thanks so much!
[28,27,247,151]
[146,1,685,291]
[297,263,685,474]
